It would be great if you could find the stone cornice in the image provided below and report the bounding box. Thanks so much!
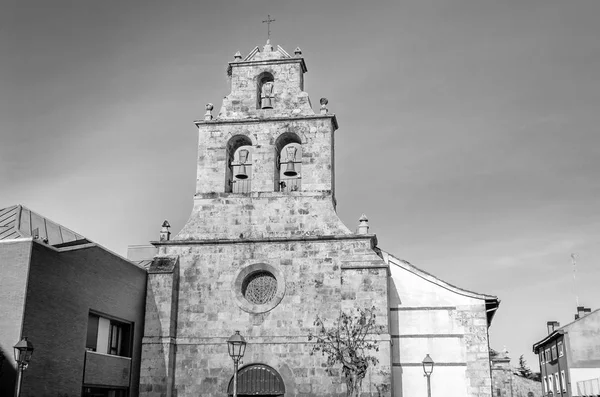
[151,233,377,247]
[228,57,308,73]
[194,114,338,130]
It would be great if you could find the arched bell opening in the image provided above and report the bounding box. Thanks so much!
[274,132,302,192]
[227,364,285,397]
[256,71,275,110]
[226,135,253,193]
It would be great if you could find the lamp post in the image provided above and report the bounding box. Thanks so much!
[227,331,247,397]
[13,337,34,397]
[422,354,434,397]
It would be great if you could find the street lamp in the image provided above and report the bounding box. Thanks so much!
[227,331,247,397]
[13,337,34,397]
[422,354,434,397]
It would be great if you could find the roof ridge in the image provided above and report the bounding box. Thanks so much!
[382,249,499,301]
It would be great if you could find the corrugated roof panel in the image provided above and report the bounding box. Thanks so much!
[0,206,18,225]
[19,207,31,236]
[60,227,77,243]
[46,220,64,245]
[30,211,46,239]
[0,204,90,245]
[0,230,19,240]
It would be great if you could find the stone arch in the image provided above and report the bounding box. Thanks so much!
[226,134,253,193]
[274,132,302,192]
[256,71,275,109]
[227,364,286,396]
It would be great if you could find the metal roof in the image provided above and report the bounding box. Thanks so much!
[0,205,89,246]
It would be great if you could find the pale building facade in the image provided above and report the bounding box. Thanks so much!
[533,308,600,397]
[136,41,499,397]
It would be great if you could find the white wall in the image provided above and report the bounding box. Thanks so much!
[386,253,493,397]
[97,317,110,354]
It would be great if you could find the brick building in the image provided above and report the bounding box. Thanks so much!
[533,307,600,397]
[0,205,147,397]
[134,41,500,397]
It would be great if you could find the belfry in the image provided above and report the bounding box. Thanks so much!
[139,40,499,397]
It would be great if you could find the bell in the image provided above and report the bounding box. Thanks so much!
[283,146,298,177]
[235,149,249,179]
[235,164,248,179]
[284,162,297,177]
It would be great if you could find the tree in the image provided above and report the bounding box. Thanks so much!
[308,306,384,397]
[518,354,532,378]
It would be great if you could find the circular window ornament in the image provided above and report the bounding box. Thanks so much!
[233,263,286,314]
[243,271,277,304]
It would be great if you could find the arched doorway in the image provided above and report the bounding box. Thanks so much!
[227,364,285,396]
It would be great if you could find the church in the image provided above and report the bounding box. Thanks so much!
[134,40,500,397]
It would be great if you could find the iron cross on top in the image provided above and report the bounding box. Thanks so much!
[262,14,275,39]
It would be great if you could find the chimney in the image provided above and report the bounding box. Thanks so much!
[547,321,560,335]
[575,306,592,320]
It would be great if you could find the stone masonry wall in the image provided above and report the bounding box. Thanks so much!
[140,237,392,397]
[192,117,338,199]
[218,46,313,120]
[139,43,393,397]
[492,366,542,397]
[140,257,179,397]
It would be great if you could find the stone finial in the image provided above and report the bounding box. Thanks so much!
[294,47,302,57]
[160,220,171,241]
[263,39,274,52]
[357,214,369,235]
[204,103,214,121]
[234,51,242,61]
[320,98,329,114]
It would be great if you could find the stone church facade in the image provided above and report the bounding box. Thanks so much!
[137,41,500,397]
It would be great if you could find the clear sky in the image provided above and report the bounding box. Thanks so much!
[2,0,599,370]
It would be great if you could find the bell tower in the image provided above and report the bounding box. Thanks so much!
[176,40,349,240]
[141,41,392,397]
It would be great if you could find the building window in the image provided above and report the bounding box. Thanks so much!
[558,341,564,357]
[274,132,302,192]
[86,313,132,358]
[546,349,551,363]
[548,374,554,394]
[242,271,277,305]
[551,345,557,361]
[554,373,560,394]
[226,135,253,193]
[540,352,545,365]
[543,377,547,394]
[561,370,566,392]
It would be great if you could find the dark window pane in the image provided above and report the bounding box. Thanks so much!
[86,314,99,351]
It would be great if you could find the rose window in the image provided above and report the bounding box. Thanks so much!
[242,271,277,305]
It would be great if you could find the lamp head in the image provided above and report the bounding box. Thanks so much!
[422,353,434,376]
[13,337,34,366]
[227,331,247,360]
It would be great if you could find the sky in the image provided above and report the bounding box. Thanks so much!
[2,0,599,370]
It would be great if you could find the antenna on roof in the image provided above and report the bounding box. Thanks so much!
[571,253,579,308]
